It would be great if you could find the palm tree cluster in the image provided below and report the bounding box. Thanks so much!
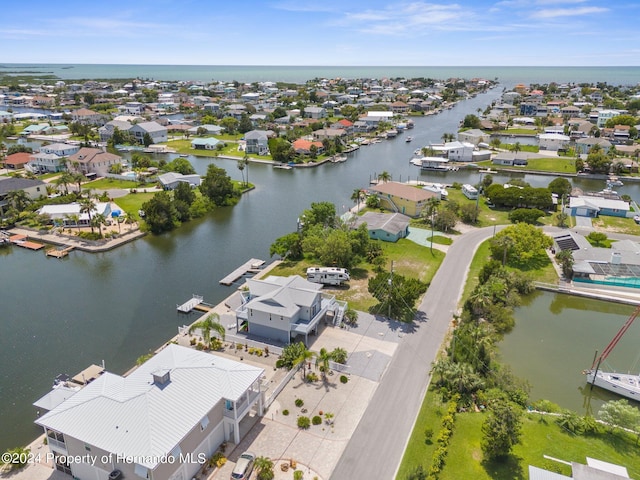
[188,313,226,350]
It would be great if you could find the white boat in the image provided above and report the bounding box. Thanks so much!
[585,305,640,401]
[405,136,413,143]
[330,154,347,163]
[607,177,624,187]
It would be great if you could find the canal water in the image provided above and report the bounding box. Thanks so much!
[1,87,640,451]
[499,291,640,414]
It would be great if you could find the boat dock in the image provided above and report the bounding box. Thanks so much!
[46,246,75,258]
[177,294,204,313]
[219,258,265,285]
[9,234,45,250]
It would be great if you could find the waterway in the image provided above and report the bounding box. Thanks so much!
[499,291,640,414]
[2,86,640,451]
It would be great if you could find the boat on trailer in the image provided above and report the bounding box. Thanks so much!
[584,304,640,401]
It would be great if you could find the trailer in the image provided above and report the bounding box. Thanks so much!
[306,267,350,286]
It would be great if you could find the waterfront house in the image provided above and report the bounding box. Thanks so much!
[98,120,132,142]
[292,139,324,155]
[35,344,264,480]
[244,130,272,155]
[538,133,570,151]
[457,129,488,146]
[191,137,222,150]
[67,147,122,177]
[352,211,410,242]
[370,181,437,217]
[575,137,612,155]
[568,196,629,218]
[38,202,112,227]
[235,275,347,345]
[0,177,46,213]
[158,172,202,190]
[312,128,347,142]
[128,121,168,144]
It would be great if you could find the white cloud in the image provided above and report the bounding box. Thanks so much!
[530,6,608,19]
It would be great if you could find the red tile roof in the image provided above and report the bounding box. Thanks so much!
[3,152,31,166]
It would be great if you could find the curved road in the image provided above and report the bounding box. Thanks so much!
[331,226,498,480]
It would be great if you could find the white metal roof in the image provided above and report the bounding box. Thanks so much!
[36,344,263,469]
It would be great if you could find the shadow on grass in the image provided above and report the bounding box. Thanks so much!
[481,454,525,480]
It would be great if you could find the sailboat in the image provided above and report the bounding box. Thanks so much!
[584,305,640,401]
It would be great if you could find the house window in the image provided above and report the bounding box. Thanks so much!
[200,415,209,431]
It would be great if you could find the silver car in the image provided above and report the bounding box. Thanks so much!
[231,452,256,480]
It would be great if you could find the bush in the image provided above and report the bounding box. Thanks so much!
[331,347,348,365]
[305,372,318,382]
[295,398,304,408]
[297,416,311,429]
[340,375,348,384]
[312,415,322,425]
[282,409,289,416]
[294,470,304,480]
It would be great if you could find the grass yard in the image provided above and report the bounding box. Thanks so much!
[112,192,156,219]
[271,238,445,313]
[593,215,640,235]
[167,139,244,158]
[440,411,640,480]
[398,390,640,480]
[522,157,576,174]
[85,178,139,190]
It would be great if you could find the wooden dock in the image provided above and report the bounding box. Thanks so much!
[47,246,75,258]
[177,295,204,313]
[9,234,44,250]
[219,258,265,286]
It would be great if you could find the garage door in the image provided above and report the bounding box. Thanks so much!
[576,208,588,217]
[186,423,225,478]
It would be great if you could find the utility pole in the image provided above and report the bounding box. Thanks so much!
[388,260,394,319]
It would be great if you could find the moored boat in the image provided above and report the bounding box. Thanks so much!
[585,304,640,402]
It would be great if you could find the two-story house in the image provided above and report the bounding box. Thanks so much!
[28,143,80,173]
[35,344,264,480]
[244,130,273,155]
[235,275,347,345]
[67,147,122,177]
[128,121,168,144]
[370,181,438,217]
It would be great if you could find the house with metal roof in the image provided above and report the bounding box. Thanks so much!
[190,137,222,150]
[352,211,410,242]
[235,275,347,345]
[158,172,202,190]
[568,196,630,218]
[35,344,264,480]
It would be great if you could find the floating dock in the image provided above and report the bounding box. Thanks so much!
[9,234,45,250]
[219,258,265,286]
[46,246,75,258]
[177,295,204,313]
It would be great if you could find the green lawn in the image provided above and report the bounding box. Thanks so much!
[593,215,640,235]
[522,157,576,173]
[167,139,244,158]
[495,128,540,135]
[398,391,640,480]
[271,238,445,313]
[112,192,156,219]
[440,411,640,480]
[85,178,139,190]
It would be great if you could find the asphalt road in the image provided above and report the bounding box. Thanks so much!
[330,226,498,480]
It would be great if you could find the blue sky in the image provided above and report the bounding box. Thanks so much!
[1,0,638,66]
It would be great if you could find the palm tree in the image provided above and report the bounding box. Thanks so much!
[79,197,96,234]
[237,158,246,187]
[66,213,82,234]
[350,188,364,211]
[254,456,274,480]
[378,171,391,183]
[93,213,107,238]
[512,141,521,156]
[441,132,455,143]
[293,345,314,379]
[5,189,31,211]
[54,172,73,195]
[315,347,335,380]
[188,312,226,349]
[72,172,85,193]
